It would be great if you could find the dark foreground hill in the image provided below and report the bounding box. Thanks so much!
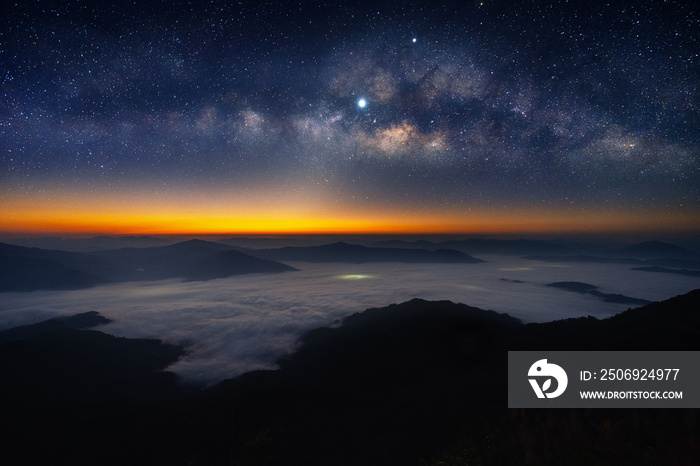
[0,316,186,466]
[0,311,111,343]
[1,290,699,465]
[0,240,296,291]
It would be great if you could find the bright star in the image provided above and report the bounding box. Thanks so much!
[412,38,417,43]
[357,98,367,108]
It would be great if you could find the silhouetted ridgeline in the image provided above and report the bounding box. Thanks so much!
[4,238,698,292]
[92,239,297,281]
[0,240,296,291]
[0,314,186,466]
[2,289,699,464]
[371,238,700,270]
[4,235,175,252]
[631,266,700,278]
[375,237,569,255]
[613,240,700,260]
[250,241,483,263]
[0,242,106,291]
[0,311,111,343]
[545,281,652,305]
[526,254,700,271]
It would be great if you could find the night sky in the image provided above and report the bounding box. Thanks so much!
[1,0,699,235]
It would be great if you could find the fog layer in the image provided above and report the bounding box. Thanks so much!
[1,256,697,385]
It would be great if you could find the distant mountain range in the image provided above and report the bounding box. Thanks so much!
[0,242,108,291]
[1,289,698,465]
[3,237,698,292]
[0,239,296,292]
[3,235,176,252]
[249,241,484,263]
[0,239,489,292]
[374,238,700,260]
[91,239,297,281]
[612,240,700,260]
[7,235,699,259]
[631,266,700,278]
[545,281,652,305]
[374,238,570,255]
[524,253,700,272]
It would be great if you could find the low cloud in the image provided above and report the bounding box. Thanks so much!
[1,259,696,386]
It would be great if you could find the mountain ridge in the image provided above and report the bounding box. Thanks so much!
[0,240,296,292]
[250,241,484,263]
[1,289,699,464]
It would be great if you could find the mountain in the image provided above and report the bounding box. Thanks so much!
[439,238,569,255]
[524,254,642,264]
[523,254,700,272]
[219,236,333,249]
[0,311,111,343]
[0,242,106,291]
[375,238,569,256]
[94,239,297,281]
[277,298,520,383]
[514,289,700,351]
[612,240,700,260]
[0,320,186,466]
[220,291,700,465]
[631,266,700,277]
[3,235,175,252]
[377,238,700,261]
[545,281,652,305]
[2,290,699,465]
[0,240,297,292]
[372,239,441,249]
[250,241,484,263]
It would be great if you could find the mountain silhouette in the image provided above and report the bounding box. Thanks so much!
[0,323,186,466]
[613,240,700,260]
[0,311,111,343]
[3,235,175,252]
[385,238,700,261]
[631,266,700,277]
[251,241,483,263]
[220,290,700,465]
[0,242,105,291]
[375,238,569,255]
[545,281,652,305]
[95,239,297,281]
[0,240,297,291]
[5,290,698,464]
[528,254,700,269]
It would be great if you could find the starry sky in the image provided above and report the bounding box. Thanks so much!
[1,0,699,236]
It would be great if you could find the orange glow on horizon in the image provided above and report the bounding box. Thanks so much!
[1,186,698,237]
[2,203,699,239]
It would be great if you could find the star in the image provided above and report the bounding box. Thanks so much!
[0,1,696,237]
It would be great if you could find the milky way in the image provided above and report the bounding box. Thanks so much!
[1,0,698,234]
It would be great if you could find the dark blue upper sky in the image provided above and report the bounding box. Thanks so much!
[1,0,699,235]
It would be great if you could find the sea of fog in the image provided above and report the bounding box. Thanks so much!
[1,255,698,385]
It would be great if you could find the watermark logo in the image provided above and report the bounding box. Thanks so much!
[528,358,568,398]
